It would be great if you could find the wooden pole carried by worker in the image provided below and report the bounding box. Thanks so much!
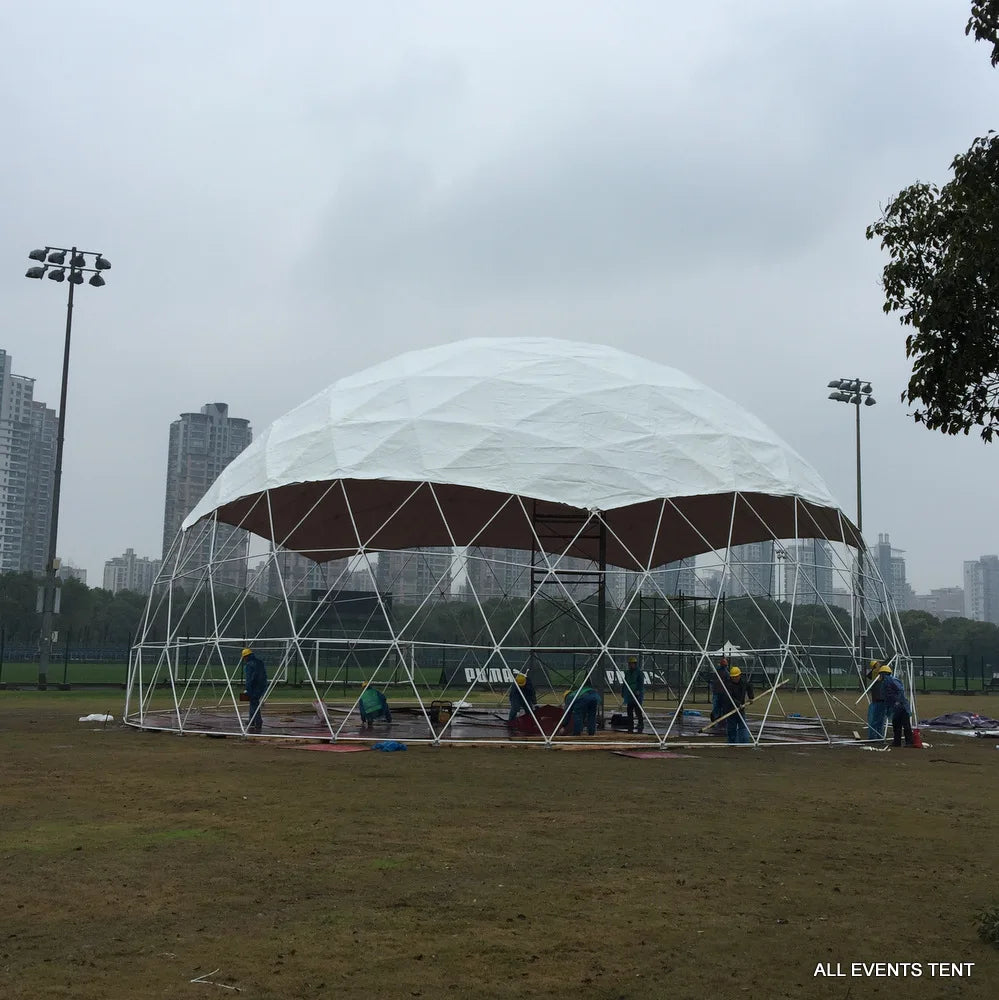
[698,679,790,733]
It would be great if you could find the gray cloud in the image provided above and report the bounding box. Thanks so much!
[0,0,994,591]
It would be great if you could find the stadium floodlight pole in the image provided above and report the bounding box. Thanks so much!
[826,378,876,670]
[24,246,111,689]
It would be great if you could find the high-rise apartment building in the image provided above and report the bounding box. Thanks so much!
[728,541,775,598]
[617,557,697,605]
[376,548,454,602]
[963,555,999,623]
[872,533,910,612]
[266,549,351,599]
[103,548,161,594]
[695,569,725,599]
[162,403,252,589]
[23,401,57,573]
[910,586,964,620]
[57,564,87,585]
[783,539,834,606]
[0,350,57,575]
[464,547,531,600]
[463,548,610,602]
[963,561,985,621]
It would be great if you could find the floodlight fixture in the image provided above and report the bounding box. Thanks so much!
[864,395,876,406]
[47,268,66,282]
[25,266,46,279]
[68,270,85,285]
[70,253,86,268]
[28,248,48,262]
[47,250,66,265]
[94,255,111,270]
[89,273,106,287]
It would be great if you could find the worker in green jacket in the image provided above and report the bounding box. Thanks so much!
[564,685,602,736]
[359,684,392,729]
[621,655,645,733]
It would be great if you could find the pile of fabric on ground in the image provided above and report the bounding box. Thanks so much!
[918,710,999,735]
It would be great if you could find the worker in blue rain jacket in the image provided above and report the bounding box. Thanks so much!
[723,665,754,744]
[866,660,890,741]
[507,671,537,727]
[359,683,392,729]
[880,666,915,747]
[709,657,729,733]
[242,648,267,734]
[621,655,645,733]
[564,685,602,736]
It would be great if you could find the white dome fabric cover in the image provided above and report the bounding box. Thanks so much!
[185,337,838,529]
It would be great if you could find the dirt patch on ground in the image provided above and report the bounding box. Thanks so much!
[1,694,997,999]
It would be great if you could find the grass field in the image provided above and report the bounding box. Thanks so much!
[1,691,998,999]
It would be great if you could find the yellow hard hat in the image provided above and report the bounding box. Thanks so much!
[877,664,892,675]
[241,648,252,658]
[728,665,742,679]
[628,656,637,664]
[515,673,527,687]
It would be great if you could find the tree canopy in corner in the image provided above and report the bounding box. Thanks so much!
[866,2,999,441]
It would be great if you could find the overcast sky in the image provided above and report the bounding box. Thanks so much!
[2,0,996,593]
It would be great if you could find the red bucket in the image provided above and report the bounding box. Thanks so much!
[911,728,924,749]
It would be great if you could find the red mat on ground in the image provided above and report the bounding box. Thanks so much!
[612,751,698,759]
[513,705,565,735]
[296,743,371,752]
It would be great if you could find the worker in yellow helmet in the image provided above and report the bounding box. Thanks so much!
[722,664,755,744]
[708,657,729,734]
[507,671,537,729]
[241,648,267,734]
[866,659,890,741]
[880,665,915,747]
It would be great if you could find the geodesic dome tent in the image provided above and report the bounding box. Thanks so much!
[125,338,912,746]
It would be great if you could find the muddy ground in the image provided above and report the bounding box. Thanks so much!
[1,692,997,999]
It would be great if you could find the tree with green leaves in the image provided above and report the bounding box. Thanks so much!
[866,2,999,440]
[968,2,999,66]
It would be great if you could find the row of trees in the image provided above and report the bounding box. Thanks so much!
[0,572,307,647]
[895,610,999,662]
[2,570,996,660]
[339,595,996,661]
[0,573,147,645]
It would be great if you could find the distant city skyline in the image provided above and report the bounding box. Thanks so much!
[74,385,998,599]
[89,516,994,623]
[6,369,980,605]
